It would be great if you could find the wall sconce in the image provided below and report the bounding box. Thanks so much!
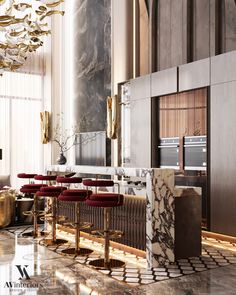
[40,111,50,144]
[107,96,117,139]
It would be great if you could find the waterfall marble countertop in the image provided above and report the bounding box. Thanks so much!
[47,165,201,198]
[47,164,156,178]
[47,165,201,268]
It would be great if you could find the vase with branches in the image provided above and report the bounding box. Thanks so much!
[52,113,102,165]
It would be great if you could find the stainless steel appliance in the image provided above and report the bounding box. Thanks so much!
[158,137,180,169]
[184,135,207,171]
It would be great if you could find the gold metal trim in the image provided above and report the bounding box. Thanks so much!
[202,230,236,243]
[91,230,123,239]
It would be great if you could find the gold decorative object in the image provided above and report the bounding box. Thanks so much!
[60,201,93,256]
[22,193,45,238]
[0,189,15,228]
[40,110,50,144]
[107,95,117,139]
[89,207,125,269]
[39,196,67,246]
[0,0,65,75]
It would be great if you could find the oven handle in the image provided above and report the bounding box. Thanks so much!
[158,145,179,148]
[184,144,206,147]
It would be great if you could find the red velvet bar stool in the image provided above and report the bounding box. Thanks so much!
[17,173,37,184]
[83,179,124,269]
[58,189,93,256]
[36,186,67,246]
[34,174,57,185]
[34,175,58,235]
[56,176,83,188]
[20,183,47,238]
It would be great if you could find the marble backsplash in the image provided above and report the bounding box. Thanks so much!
[73,0,111,132]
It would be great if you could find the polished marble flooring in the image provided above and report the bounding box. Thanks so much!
[1,226,236,294]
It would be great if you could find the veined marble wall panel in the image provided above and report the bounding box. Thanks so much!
[73,0,111,132]
[146,169,175,267]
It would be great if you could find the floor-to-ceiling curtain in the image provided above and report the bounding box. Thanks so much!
[0,49,46,188]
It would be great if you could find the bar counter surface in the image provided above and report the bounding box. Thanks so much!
[47,165,201,268]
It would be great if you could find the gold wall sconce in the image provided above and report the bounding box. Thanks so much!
[40,111,50,144]
[107,95,117,139]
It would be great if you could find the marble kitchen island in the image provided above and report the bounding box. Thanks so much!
[47,165,201,268]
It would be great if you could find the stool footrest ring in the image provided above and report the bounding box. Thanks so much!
[22,211,33,216]
[91,230,123,239]
[23,210,45,217]
[40,215,67,222]
[61,221,93,230]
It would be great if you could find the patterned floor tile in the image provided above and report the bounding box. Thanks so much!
[4,226,236,287]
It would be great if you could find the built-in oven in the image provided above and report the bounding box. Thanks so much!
[158,137,180,169]
[184,135,207,171]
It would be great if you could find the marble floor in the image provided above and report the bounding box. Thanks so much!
[1,227,236,295]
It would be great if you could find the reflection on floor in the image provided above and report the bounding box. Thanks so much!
[1,226,236,294]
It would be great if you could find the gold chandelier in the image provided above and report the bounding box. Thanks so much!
[0,0,64,75]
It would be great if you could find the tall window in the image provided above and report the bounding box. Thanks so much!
[0,70,44,188]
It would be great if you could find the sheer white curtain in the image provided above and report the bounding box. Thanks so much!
[0,50,46,188]
[0,97,10,174]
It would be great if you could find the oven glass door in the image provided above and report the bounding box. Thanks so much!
[159,146,179,169]
[184,145,206,170]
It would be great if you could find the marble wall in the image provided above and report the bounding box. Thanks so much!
[73,0,111,132]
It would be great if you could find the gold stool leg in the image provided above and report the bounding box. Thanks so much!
[89,207,125,269]
[33,194,38,237]
[61,202,93,256]
[22,194,39,238]
[75,202,80,252]
[52,197,57,242]
[104,207,110,267]
[40,197,67,246]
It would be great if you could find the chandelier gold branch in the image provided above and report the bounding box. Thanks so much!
[0,0,64,75]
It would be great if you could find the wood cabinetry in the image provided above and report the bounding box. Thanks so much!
[159,88,207,138]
